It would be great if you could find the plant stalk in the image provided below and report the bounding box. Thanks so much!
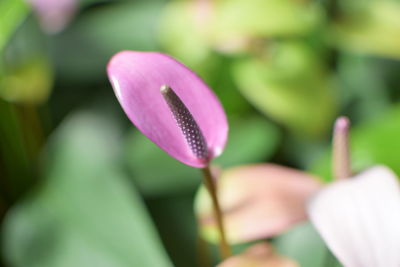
[332,116,351,180]
[201,166,231,260]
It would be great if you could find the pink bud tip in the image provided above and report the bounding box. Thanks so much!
[334,116,350,133]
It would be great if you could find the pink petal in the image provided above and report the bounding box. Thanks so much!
[27,0,77,33]
[196,164,322,243]
[307,166,400,267]
[107,51,228,168]
[217,242,298,267]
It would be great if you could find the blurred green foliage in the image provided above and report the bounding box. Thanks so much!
[0,0,28,53]
[210,0,323,43]
[274,223,342,267]
[1,0,400,266]
[3,111,172,267]
[0,101,34,200]
[333,0,400,58]
[1,16,53,104]
[233,41,337,138]
[53,0,164,82]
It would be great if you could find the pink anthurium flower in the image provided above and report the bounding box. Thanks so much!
[108,51,231,259]
[218,242,298,267]
[27,0,77,33]
[307,165,400,267]
[107,51,228,168]
[195,164,322,244]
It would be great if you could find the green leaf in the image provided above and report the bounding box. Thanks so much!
[53,1,164,82]
[274,222,342,267]
[332,1,400,59]
[232,42,338,139]
[0,0,29,53]
[0,56,53,103]
[310,104,400,182]
[336,54,389,121]
[124,129,201,197]
[213,0,323,39]
[1,17,53,104]
[2,112,172,267]
[159,0,214,76]
[124,116,280,197]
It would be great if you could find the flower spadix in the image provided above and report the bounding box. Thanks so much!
[107,51,228,168]
[307,166,400,267]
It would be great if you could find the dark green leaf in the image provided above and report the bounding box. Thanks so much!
[274,222,342,267]
[0,0,29,53]
[2,112,172,267]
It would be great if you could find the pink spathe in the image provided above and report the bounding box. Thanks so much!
[107,51,228,168]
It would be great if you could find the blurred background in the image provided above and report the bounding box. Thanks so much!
[1,0,400,266]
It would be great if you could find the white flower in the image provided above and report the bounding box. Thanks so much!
[307,166,400,267]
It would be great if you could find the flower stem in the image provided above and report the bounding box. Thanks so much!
[332,116,351,180]
[201,166,231,260]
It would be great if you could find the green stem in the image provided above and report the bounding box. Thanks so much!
[201,166,231,260]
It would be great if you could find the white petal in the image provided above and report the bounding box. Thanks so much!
[307,166,400,267]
